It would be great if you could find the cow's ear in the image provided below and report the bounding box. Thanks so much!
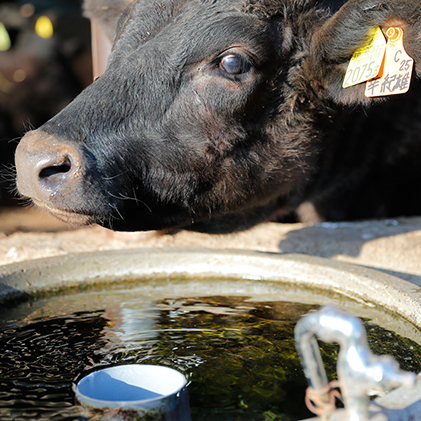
[83,0,133,41]
[303,0,421,105]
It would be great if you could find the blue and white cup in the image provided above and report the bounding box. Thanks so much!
[73,364,191,420]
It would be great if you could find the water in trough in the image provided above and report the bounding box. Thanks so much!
[0,277,420,421]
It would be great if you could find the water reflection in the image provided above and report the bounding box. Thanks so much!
[0,282,420,421]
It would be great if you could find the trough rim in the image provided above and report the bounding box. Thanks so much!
[2,247,421,417]
[1,247,421,328]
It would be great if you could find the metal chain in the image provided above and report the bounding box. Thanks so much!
[305,380,343,417]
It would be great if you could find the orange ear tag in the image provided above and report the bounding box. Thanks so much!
[343,26,386,88]
[365,27,414,97]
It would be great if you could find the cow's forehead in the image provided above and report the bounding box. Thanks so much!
[115,0,246,42]
[112,0,274,65]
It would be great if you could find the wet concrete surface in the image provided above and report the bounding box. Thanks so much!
[1,206,421,286]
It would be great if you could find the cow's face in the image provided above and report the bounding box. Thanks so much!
[16,0,319,232]
[15,0,421,232]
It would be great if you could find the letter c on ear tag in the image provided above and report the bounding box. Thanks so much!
[365,27,414,97]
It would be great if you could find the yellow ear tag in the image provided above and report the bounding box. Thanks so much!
[35,16,53,39]
[0,22,11,51]
[343,26,386,88]
[365,27,413,97]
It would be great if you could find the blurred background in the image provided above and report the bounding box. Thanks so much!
[0,0,92,206]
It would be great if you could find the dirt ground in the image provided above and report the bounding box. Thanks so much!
[1,206,421,286]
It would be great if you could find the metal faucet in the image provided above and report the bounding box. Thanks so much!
[295,306,416,421]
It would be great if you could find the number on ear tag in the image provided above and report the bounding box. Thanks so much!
[343,27,386,88]
[365,27,414,97]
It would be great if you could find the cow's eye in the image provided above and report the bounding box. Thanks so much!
[219,54,251,75]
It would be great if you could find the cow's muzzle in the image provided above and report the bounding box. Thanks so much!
[15,129,91,225]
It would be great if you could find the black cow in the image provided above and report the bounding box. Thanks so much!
[14,0,421,233]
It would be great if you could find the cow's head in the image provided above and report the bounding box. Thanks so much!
[14,0,421,232]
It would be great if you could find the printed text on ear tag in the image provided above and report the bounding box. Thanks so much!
[343,26,386,88]
[365,27,414,97]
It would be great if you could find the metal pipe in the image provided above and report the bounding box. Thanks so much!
[295,306,416,421]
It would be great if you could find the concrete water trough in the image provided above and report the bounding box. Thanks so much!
[1,245,421,420]
[1,247,421,325]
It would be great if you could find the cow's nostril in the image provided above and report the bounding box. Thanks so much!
[39,161,72,179]
[37,157,75,191]
[16,130,83,202]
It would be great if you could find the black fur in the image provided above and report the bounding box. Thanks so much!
[15,0,421,232]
